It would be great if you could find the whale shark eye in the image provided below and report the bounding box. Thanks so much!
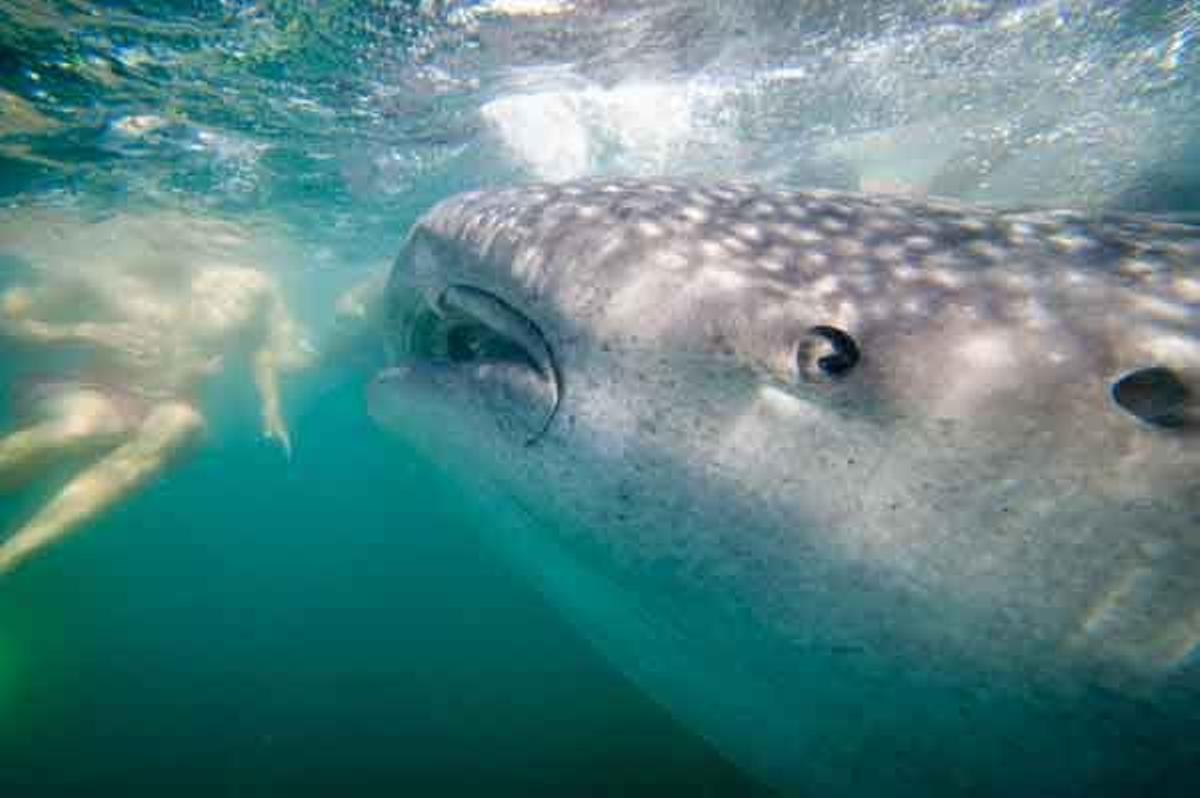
[1111,366,1190,427]
[798,325,860,381]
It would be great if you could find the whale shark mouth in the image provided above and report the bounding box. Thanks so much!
[371,283,562,446]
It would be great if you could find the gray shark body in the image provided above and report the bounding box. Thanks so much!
[371,179,1200,795]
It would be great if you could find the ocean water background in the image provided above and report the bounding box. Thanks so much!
[1,0,1199,794]
[0,364,764,794]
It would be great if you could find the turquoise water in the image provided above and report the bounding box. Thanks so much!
[2,1,1200,794]
[0,375,763,794]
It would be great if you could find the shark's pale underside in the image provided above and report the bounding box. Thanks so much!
[370,179,1200,796]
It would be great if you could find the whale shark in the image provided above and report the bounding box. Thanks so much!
[369,179,1200,796]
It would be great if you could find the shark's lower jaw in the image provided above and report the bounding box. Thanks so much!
[373,179,1200,795]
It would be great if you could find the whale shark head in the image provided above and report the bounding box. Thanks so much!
[370,179,1200,795]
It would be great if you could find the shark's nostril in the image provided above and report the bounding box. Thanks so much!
[1111,366,1190,428]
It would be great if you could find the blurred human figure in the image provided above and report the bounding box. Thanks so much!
[330,268,389,363]
[0,211,313,575]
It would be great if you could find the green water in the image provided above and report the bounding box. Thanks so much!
[0,375,766,794]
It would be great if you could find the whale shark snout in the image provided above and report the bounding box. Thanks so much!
[373,179,1200,795]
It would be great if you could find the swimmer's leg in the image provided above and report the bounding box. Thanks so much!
[0,402,204,576]
[0,422,90,491]
[0,390,131,492]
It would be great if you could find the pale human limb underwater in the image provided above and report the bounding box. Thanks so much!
[0,388,133,493]
[0,401,204,576]
[0,210,315,577]
[255,349,297,459]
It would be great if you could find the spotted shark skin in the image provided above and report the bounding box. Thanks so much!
[372,179,1200,796]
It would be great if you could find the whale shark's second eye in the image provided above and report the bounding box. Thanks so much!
[1111,366,1190,427]
[798,325,860,381]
